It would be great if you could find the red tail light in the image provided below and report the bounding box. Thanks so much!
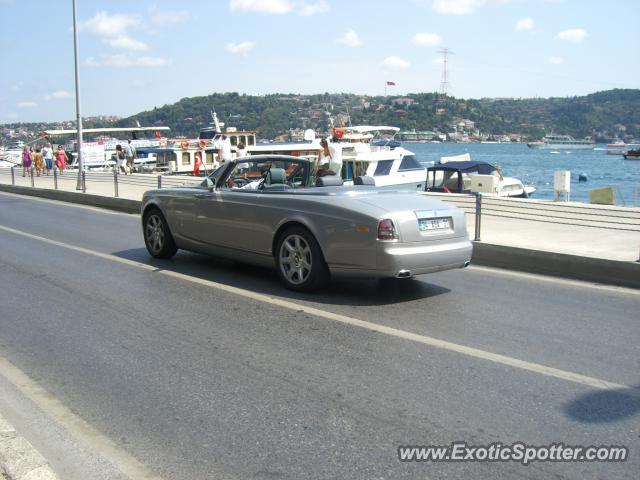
[377,219,397,241]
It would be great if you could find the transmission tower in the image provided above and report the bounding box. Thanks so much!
[437,48,454,103]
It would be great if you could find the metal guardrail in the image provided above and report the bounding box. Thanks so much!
[0,166,199,196]
[423,191,640,241]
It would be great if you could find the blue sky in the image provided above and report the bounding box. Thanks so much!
[1,0,639,122]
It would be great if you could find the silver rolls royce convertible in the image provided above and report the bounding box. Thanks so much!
[141,155,472,291]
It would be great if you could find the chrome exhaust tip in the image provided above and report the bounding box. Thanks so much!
[396,270,412,278]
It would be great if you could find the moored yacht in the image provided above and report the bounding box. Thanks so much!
[527,134,594,150]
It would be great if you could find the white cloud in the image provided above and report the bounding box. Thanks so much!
[225,41,257,56]
[336,29,362,47]
[382,56,410,69]
[151,9,191,26]
[78,11,151,53]
[412,32,442,46]
[78,11,139,38]
[515,17,534,32]
[556,28,588,43]
[44,90,73,101]
[298,1,330,16]
[229,0,293,14]
[18,101,37,108]
[105,35,148,51]
[548,56,564,64]
[432,57,444,65]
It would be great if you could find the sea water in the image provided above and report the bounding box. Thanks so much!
[409,143,640,206]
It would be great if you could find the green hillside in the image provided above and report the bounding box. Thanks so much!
[3,89,638,143]
[118,89,639,142]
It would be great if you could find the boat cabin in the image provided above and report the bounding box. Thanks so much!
[425,161,499,194]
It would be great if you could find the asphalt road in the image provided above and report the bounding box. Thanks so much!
[0,191,638,480]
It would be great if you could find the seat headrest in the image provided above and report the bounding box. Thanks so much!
[354,175,375,186]
[266,168,286,185]
[315,175,344,187]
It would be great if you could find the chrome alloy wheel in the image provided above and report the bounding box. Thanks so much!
[145,213,165,254]
[279,234,313,285]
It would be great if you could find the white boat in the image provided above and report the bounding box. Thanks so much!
[43,126,171,170]
[171,120,427,189]
[0,141,26,167]
[332,126,426,190]
[427,153,536,197]
[527,134,594,150]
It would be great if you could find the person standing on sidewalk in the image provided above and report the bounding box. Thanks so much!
[22,146,32,177]
[125,139,137,174]
[115,144,126,174]
[54,145,68,175]
[42,143,53,175]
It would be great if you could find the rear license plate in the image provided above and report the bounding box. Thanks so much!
[418,217,451,231]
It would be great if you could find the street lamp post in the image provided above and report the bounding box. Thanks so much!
[72,0,84,190]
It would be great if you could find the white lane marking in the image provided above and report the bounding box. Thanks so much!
[0,223,637,395]
[0,190,135,216]
[468,265,640,296]
[0,355,166,480]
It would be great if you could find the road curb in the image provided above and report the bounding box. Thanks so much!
[472,242,640,289]
[0,414,58,480]
[0,184,141,214]
[1,184,638,289]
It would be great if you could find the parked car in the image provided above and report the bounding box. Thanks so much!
[141,155,472,291]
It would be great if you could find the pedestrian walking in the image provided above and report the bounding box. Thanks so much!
[33,147,45,176]
[125,139,137,173]
[22,146,32,177]
[54,145,68,175]
[42,143,53,175]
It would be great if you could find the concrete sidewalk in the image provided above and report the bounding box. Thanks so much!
[1,171,639,288]
[0,413,58,480]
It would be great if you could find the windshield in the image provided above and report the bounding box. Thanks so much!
[217,158,313,191]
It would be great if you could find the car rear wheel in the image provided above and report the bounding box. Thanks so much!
[276,227,328,292]
[143,208,177,259]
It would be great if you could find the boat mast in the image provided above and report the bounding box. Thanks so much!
[211,108,222,134]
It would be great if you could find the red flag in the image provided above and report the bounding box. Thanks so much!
[386,81,396,86]
[193,152,202,176]
[155,131,161,138]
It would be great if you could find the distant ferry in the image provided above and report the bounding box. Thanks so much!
[527,134,594,150]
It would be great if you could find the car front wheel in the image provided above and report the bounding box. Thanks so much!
[143,208,177,259]
[276,227,328,292]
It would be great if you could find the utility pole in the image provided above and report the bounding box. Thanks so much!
[72,0,84,190]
